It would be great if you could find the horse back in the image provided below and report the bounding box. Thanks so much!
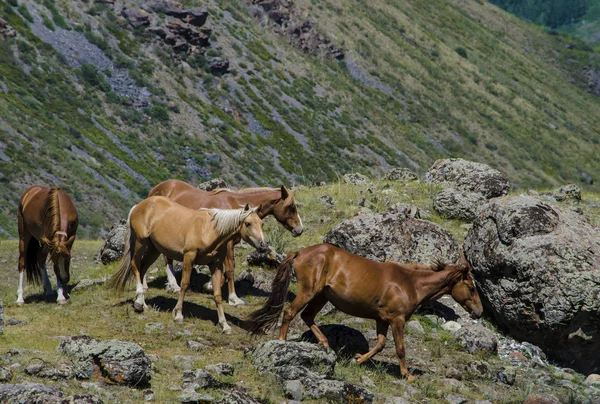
[149,179,224,210]
[19,186,78,238]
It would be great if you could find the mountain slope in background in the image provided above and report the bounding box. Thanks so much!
[1,0,600,237]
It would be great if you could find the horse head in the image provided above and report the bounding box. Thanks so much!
[272,186,303,237]
[41,231,74,285]
[240,205,269,253]
[448,264,483,319]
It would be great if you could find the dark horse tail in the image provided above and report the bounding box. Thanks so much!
[246,251,298,335]
[24,237,43,285]
[107,206,136,294]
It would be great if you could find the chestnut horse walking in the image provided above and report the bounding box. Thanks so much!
[247,243,483,380]
[17,186,78,305]
[108,196,268,333]
[148,179,303,306]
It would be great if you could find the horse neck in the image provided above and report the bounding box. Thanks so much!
[412,268,462,306]
[231,190,280,218]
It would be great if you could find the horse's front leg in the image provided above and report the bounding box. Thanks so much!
[225,241,243,306]
[53,264,68,305]
[16,213,28,306]
[173,251,195,322]
[391,316,414,382]
[211,262,232,334]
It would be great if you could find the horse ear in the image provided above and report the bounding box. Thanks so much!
[66,235,76,248]
[40,236,51,246]
[256,204,263,213]
[280,185,289,200]
[243,204,250,211]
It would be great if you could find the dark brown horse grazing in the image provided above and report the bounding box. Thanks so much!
[148,179,303,305]
[246,243,483,381]
[17,186,78,305]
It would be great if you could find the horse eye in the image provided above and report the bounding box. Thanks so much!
[245,222,251,227]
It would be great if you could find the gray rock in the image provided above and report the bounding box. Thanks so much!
[0,297,3,334]
[384,397,411,404]
[319,301,338,316]
[284,379,304,400]
[496,367,516,385]
[71,279,105,292]
[197,178,230,191]
[143,389,154,402]
[424,158,510,198]
[0,367,12,382]
[523,393,561,404]
[319,195,335,207]
[464,195,600,373]
[217,390,262,404]
[0,383,64,403]
[585,373,600,385]
[38,364,73,380]
[325,207,459,263]
[384,167,419,182]
[466,360,491,378]
[552,184,582,201]
[300,375,374,403]
[250,340,336,377]
[445,394,467,404]
[178,391,215,404]
[186,340,207,352]
[57,336,151,386]
[343,173,371,186]
[454,324,498,355]
[25,363,45,376]
[300,324,369,358]
[203,363,233,376]
[441,321,462,332]
[182,369,220,390]
[121,7,151,28]
[171,356,197,370]
[406,320,424,334]
[246,249,285,268]
[433,188,487,221]
[66,393,104,403]
[5,318,27,326]
[360,375,376,388]
[145,323,165,333]
[99,220,127,264]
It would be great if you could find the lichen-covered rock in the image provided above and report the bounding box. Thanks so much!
[217,390,262,404]
[464,195,600,373]
[121,7,152,28]
[246,249,285,268]
[324,207,460,263]
[57,336,152,386]
[300,324,369,358]
[250,340,336,377]
[551,184,582,202]
[0,297,4,334]
[522,393,561,404]
[454,324,498,355]
[433,188,487,221]
[197,178,230,191]
[203,363,234,376]
[384,167,419,182]
[181,369,220,390]
[425,158,510,198]
[342,173,371,186]
[99,219,127,264]
[0,383,65,403]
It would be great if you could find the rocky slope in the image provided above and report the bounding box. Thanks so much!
[1,0,600,238]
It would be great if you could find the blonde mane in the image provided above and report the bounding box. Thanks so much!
[207,207,256,236]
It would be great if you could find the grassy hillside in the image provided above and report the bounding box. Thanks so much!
[1,0,600,237]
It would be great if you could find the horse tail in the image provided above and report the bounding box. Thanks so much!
[246,251,299,335]
[107,206,136,294]
[25,237,43,285]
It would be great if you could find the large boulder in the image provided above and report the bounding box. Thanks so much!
[324,206,460,263]
[250,340,336,377]
[384,167,419,182]
[454,324,498,355]
[0,383,103,404]
[57,336,152,386]
[433,188,487,221]
[424,158,510,198]
[464,195,600,373]
[197,178,230,191]
[99,220,127,264]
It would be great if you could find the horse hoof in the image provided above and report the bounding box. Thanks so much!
[16,300,24,307]
[228,297,245,307]
[165,285,181,294]
[133,302,145,313]
[57,299,68,305]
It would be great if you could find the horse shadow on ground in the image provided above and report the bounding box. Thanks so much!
[416,300,460,321]
[144,295,246,329]
[24,291,64,304]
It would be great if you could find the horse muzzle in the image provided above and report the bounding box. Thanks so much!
[257,240,269,253]
[291,226,303,237]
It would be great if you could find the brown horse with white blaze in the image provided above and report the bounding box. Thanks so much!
[108,196,268,333]
[148,179,303,306]
[17,186,78,305]
[246,243,483,380]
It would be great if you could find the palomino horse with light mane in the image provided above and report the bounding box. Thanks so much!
[17,186,78,305]
[108,196,268,333]
[148,179,303,306]
[247,243,483,380]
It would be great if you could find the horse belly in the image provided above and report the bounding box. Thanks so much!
[323,288,381,320]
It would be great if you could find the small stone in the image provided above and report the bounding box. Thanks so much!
[6,318,28,326]
[178,391,215,404]
[0,366,12,382]
[25,363,45,375]
[496,367,516,385]
[204,363,233,376]
[143,389,154,401]
[284,379,304,400]
[177,330,193,337]
[466,360,490,378]
[585,373,600,385]
[425,315,445,326]
[145,323,165,333]
[172,355,197,370]
[445,367,462,380]
[441,321,461,332]
[360,375,376,388]
[186,340,207,351]
[445,394,467,404]
[406,320,424,334]
[384,397,411,404]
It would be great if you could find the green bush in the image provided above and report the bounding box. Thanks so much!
[455,46,468,59]
[146,104,170,124]
[78,63,110,92]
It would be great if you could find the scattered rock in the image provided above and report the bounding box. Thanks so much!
[250,340,336,377]
[186,340,208,352]
[181,369,220,390]
[464,195,600,373]
[522,393,561,404]
[433,188,487,221]
[171,356,197,370]
[406,320,425,334]
[178,390,214,404]
[325,206,459,263]
[145,323,165,333]
[121,7,152,28]
[204,363,233,376]
[246,249,285,268]
[197,178,230,191]
[57,336,152,386]
[424,158,510,198]
[496,367,516,385]
[284,379,304,400]
[0,18,16,40]
[384,167,419,182]
[319,301,338,316]
[445,394,467,404]
[454,324,498,355]
[441,321,462,333]
[342,173,371,186]
[37,363,73,380]
[384,397,411,404]
[548,184,582,202]
[71,279,105,292]
[300,324,369,358]
[25,363,45,376]
[208,58,229,75]
[360,375,376,388]
[466,360,491,378]
[143,389,154,401]
[218,390,262,404]
[585,373,600,385]
[0,383,65,403]
[319,195,335,207]
[99,220,127,264]
[0,367,12,382]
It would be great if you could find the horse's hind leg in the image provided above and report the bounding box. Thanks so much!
[211,261,231,334]
[279,290,317,341]
[131,240,147,312]
[300,294,329,347]
[164,256,181,293]
[135,247,161,312]
[355,320,389,365]
[225,241,244,306]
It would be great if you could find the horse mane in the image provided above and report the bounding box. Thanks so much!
[208,207,255,236]
[42,188,61,241]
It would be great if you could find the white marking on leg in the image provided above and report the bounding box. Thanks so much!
[165,263,180,293]
[16,271,25,305]
[57,280,67,304]
[134,281,146,312]
[42,265,53,296]
[228,292,245,307]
